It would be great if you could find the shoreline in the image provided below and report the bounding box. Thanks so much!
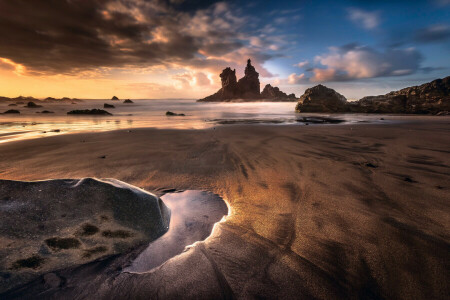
[0,120,449,298]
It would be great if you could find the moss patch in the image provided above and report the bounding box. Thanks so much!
[45,237,81,250]
[102,230,133,239]
[12,255,44,269]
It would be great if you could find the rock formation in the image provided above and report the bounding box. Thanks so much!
[261,84,297,101]
[111,96,119,100]
[199,59,292,102]
[295,84,347,112]
[0,178,170,293]
[295,76,450,114]
[104,103,115,108]
[123,99,134,103]
[353,76,450,114]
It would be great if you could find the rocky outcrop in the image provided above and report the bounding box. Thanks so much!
[353,76,450,114]
[199,59,289,102]
[104,103,115,108]
[111,96,119,100]
[0,178,170,293]
[123,99,134,103]
[295,77,450,114]
[261,84,297,101]
[295,84,347,112]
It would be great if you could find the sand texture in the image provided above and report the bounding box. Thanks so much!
[0,118,449,299]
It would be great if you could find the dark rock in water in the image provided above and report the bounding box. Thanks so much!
[25,101,42,108]
[7,104,17,107]
[67,109,112,115]
[166,111,185,116]
[199,59,279,102]
[104,103,115,108]
[123,99,133,103]
[3,109,20,114]
[261,84,297,101]
[295,84,347,112]
[296,117,345,124]
[0,178,170,293]
[111,96,119,100]
[39,110,54,114]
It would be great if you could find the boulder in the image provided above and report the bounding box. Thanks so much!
[111,96,119,100]
[295,84,347,112]
[67,109,112,115]
[0,178,170,293]
[104,103,115,108]
[123,99,134,103]
[261,84,297,101]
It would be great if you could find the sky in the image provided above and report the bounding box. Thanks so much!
[0,0,449,100]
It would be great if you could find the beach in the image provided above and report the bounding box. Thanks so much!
[0,117,449,299]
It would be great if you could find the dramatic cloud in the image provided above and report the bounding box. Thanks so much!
[0,0,276,76]
[311,45,422,82]
[347,8,380,30]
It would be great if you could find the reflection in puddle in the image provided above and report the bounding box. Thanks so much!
[125,190,228,273]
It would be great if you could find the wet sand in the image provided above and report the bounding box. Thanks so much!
[0,117,449,299]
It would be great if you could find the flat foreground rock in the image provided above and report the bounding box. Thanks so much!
[0,178,170,293]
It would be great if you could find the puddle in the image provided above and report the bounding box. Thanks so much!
[124,190,228,273]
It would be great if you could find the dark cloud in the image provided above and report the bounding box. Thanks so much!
[414,25,450,43]
[0,0,274,75]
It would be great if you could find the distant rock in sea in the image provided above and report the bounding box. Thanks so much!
[198,59,293,102]
[3,109,20,114]
[123,99,134,103]
[67,109,112,115]
[295,84,347,112]
[104,103,115,108]
[261,84,297,101]
[25,101,42,108]
[295,76,450,114]
[37,110,54,114]
[0,178,170,293]
[8,103,17,106]
[111,96,119,100]
[166,111,185,116]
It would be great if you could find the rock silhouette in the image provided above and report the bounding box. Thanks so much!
[198,59,293,102]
